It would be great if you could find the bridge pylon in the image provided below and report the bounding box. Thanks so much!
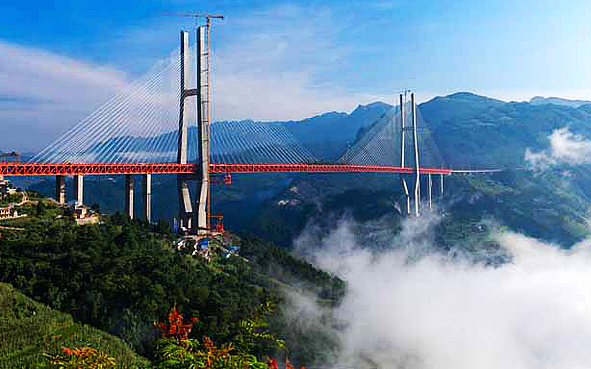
[176,25,213,235]
[399,93,411,215]
[194,25,212,235]
[177,30,194,231]
[398,92,424,217]
[411,92,420,217]
[398,92,448,216]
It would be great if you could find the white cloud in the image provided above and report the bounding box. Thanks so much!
[211,3,390,122]
[93,2,392,124]
[0,40,131,152]
[525,127,591,170]
[372,1,395,11]
[1,3,392,152]
[291,215,591,369]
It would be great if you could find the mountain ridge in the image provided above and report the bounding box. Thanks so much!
[530,96,591,108]
[15,90,591,247]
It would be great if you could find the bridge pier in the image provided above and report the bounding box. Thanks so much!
[440,173,444,196]
[125,174,134,219]
[178,180,192,230]
[402,179,411,215]
[55,175,66,204]
[74,175,83,206]
[142,174,151,224]
[428,173,432,210]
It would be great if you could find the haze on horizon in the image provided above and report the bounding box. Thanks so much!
[2,0,590,151]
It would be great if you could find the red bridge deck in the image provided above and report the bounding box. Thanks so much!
[0,163,453,176]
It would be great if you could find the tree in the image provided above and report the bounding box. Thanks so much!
[35,200,47,216]
[154,305,282,369]
[91,202,101,213]
[41,346,116,369]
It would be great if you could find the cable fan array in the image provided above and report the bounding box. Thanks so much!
[210,121,316,164]
[28,41,444,169]
[340,104,446,169]
[29,46,316,166]
[31,49,185,165]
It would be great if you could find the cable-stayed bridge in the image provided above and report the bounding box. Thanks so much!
[0,27,498,234]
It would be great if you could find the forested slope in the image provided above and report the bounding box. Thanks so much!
[0,282,147,368]
[0,200,344,367]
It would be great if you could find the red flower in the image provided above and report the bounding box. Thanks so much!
[267,358,278,369]
[61,347,73,355]
[157,305,197,342]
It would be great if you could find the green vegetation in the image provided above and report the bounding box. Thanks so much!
[0,202,343,368]
[0,213,269,353]
[240,235,345,302]
[11,91,591,367]
[0,282,147,369]
[440,169,591,246]
[0,192,23,207]
[0,198,66,228]
[153,303,286,369]
[420,92,591,168]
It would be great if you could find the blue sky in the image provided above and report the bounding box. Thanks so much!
[2,0,591,151]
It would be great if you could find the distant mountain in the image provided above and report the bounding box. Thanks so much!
[418,92,591,168]
[17,92,591,247]
[530,96,591,108]
[419,92,505,129]
[282,102,392,159]
[260,90,591,246]
[62,102,392,165]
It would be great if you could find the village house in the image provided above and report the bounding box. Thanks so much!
[0,207,18,219]
[0,181,17,197]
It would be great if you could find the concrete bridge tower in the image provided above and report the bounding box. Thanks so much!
[176,25,212,234]
[399,92,421,216]
[177,30,195,230]
[399,93,411,215]
[194,25,211,234]
[398,91,443,216]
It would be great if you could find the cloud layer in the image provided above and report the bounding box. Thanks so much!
[525,127,591,170]
[0,3,391,152]
[294,215,591,369]
[211,3,390,122]
[0,40,131,152]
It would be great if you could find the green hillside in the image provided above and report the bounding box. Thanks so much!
[0,282,147,369]
[419,92,591,168]
[440,167,591,246]
[0,202,344,368]
[14,91,591,249]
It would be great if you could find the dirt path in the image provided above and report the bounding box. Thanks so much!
[0,225,25,231]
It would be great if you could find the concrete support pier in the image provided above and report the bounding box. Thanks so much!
[142,174,151,223]
[440,173,444,196]
[55,175,66,204]
[125,174,134,219]
[428,174,433,210]
[74,175,83,206]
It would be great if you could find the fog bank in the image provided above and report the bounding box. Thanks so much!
[294,215,591,369]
